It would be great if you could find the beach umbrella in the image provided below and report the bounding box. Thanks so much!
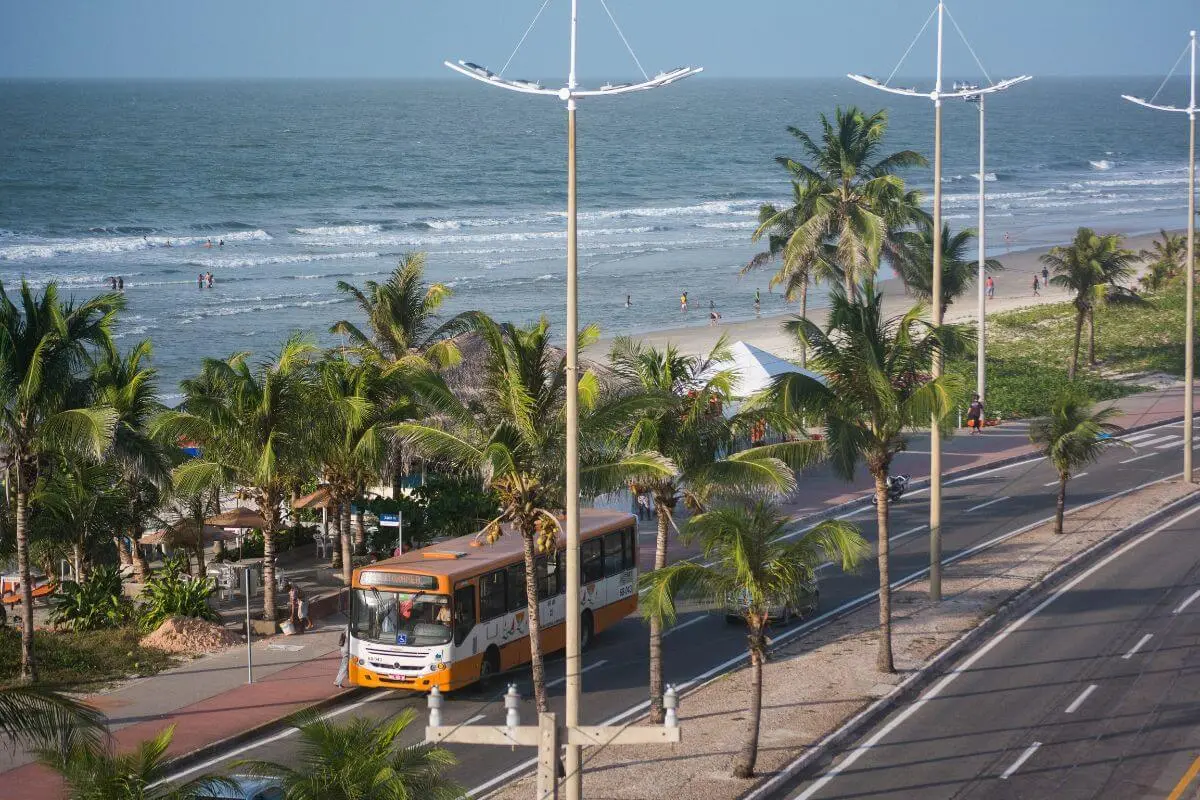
[206,507,267,529]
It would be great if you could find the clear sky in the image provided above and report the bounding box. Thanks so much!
[1,0,1197,80]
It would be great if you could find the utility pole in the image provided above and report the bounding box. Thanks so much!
[849,0,1030,600]
[443,3,699,795]
[427,684,680,799]
[1123,32,1197,482]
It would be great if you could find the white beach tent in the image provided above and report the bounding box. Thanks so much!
[719,340,825,416]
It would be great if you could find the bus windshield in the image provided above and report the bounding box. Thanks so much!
[351,588,451,647]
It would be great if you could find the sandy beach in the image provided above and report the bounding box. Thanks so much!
[590,230,1167,361]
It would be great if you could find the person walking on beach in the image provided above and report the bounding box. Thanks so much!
[1032,274,1040,296]
[986,275,995,299]
[680,292,688,312]
[334,628,350,688]
[966,394,984,435]
[1041,265,1049,288]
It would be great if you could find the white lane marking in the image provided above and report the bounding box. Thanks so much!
[663,615,707,638]
[892,524,927,544]
[475,469,1195,800]
[1000,742,1042,780]
[1174,589,1200,615]
[1122,634,1153,660]
[466,714,487,724]
[1122,432,1158,443]
[789,502,1200,800]
[1044,473,1087,486]
[1157,438,1187,449]
[1064,684,1099,714]
[1138,435,1181,448]
[546,659,608,689]
[157,689,396,785]
[1121,453,1157,464]
[966,496,1011,513]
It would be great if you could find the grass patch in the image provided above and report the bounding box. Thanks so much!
[0,626,179,691]
[945,282,1191,419]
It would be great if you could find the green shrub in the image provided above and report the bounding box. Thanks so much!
[48,566,134,631]
[138,563,219,632]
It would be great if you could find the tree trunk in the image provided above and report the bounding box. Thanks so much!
[114,536,132,567]
[799,281,809,369]
[261,497,280,622]
[130,527,150,582]
[72,543,84,585]
[1068,307,1085,381]
[648,493,672,724]
[1087,308,1097,366]
[340,501,353,585]
[15,483,36,682]
[353,496,366,555]
[1055,473,1068,535]
[521,532,548,713]
[194,532,207,580]
[732,631,765,778]
[843,270,855,302]
[874,471,894,673]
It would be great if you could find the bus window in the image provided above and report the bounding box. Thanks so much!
[624,525,637,570]
[536,556,557,600]
[506,562,527,612]
[453,584,476,647]
[582,538,604,584]
[603,532,624,576]
[480,569,506,621]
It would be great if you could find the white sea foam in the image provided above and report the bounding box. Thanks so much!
[1089,159,1114,170]
[0,229,271,261]
[553,199,761,223]
[293,224,382,236]
[190,251,379,269]
[179,296,347,323]
[970,172,998,182]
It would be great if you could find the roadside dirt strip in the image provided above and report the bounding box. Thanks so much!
[490,477,1200,800]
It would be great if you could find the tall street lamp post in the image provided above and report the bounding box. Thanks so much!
[440,3,700,797]
[849,0,1030,600]
[1123,31,1197,482]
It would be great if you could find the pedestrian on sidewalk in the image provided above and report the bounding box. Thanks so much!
[286,581,310,633]
[967,393,985,435]
[335,628,350,688]
[1032,274,1040,296]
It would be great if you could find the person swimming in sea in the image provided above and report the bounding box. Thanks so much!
[198,273,205,289]
[108,276,118,291]
[206,272,214,289]
[625,294,632,307]
[117,276,124,291]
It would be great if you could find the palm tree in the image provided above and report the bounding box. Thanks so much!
[1041,228,1136,377]
[753,108,928,299]
[316,356,415,583]
[234,708,461,800]
[641,499,867,778]
[892,223,1003,318]
[37,725,236,800]
[31,460,128,583]
[743,193,840,368]
[608,335,822,723]
[1028,392,1126,534]
[761,279,966,672]
[93,339,171,582]
[154,335,320,622]
[0,280,122,681]
[395,315,669,712]
[331,252,465,369]
[1139,228,1187,291]
[0,685,105,755]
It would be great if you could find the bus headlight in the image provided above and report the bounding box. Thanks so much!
[437,662,447,670]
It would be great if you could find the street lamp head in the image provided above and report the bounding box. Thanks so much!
[445,60,701,101]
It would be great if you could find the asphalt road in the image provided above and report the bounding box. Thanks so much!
[166,417,1200,797]
[786,499,1200,800]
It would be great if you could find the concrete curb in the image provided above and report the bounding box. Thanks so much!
[745,483,1200,800]
[160,685,369,777]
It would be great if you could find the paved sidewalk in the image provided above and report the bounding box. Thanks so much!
[2,384,1194,796]
[0,619,350,798]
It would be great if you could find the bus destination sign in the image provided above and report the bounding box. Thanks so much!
[360,570,439,590]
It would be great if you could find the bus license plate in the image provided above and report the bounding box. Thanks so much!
[388,673,413,681]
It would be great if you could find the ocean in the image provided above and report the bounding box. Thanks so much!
[0,77,1192,395]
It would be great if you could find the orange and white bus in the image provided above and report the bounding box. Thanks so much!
[348,508,638,692]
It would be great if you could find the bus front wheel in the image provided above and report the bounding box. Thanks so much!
[580,610,595,652]
[479,647,501,691]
